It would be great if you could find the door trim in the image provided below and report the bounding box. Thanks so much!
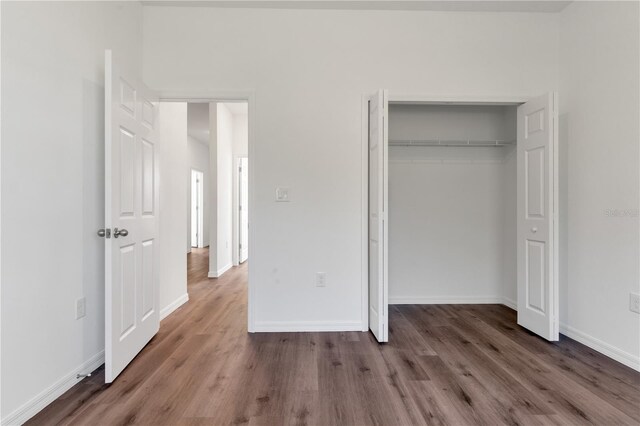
[159,90,256,333]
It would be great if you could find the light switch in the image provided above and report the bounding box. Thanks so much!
[275,187,290,202]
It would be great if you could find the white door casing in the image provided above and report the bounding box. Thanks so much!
[368,89,389,343]
[239,158,249,263]
[105,50,160,383]
[517,92,559,341]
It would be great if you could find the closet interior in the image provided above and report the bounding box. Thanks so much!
[387,103,518,307]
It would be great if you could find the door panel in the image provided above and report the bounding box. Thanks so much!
[190,170,204,248]
[517,92,558,341]
[142,139,155,215]
[368,89,388,343]
[239,158,249,263]
[105,50,160,383]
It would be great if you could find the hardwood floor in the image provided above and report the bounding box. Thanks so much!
[28,248,640,425]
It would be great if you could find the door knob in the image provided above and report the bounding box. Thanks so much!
[97,228,111,238]
[113,228,128,238]
[531,227,538,233]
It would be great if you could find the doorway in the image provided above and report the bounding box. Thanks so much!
[191,169,204,249]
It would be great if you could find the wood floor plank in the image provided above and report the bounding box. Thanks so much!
[26,248,640,426]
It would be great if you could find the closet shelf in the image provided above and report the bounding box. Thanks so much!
[389,139,515,147]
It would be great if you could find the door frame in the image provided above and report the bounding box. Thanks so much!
[160,90,256,333]
[360,92,549,332]
[190,168,204,249]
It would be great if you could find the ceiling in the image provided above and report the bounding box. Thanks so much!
[187,102,248,145]
[143,1,572,13]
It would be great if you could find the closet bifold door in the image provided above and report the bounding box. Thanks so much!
[516,92,559,341]
[368,89,389,343]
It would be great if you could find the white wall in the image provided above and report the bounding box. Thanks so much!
[233,113,248,158]
[1,1,143,422]
[502,147,517,305]
[143,6,559,330]
[187,135,211,250]
[387,105,517,304]
[158,103,188,319]
[214,103,234,276]
[559,1,640,368]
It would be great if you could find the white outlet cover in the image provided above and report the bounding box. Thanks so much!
[275,187,290,202]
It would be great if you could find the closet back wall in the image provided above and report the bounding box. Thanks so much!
[388,105,517,305]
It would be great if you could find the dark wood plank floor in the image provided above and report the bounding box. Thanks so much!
[28,248,640,425]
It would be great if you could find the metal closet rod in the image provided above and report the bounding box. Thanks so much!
[389,139,515,147]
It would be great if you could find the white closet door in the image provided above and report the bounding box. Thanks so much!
[368,89,388,343]
[105,50,160,382]
[517,92,559,341]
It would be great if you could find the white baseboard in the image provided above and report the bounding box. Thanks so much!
[253,321,363,332]
[501,297,517,310]
[2,351,105,426]
[560,323,640,372]
[208,263,232,278]
[389,296,506,305]
[160,293,189,321]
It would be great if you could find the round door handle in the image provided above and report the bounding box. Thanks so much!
[531,227,538,233]
[114,228,128,238]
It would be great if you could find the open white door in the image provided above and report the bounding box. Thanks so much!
[368,90,388,342]
[517,92,559,341]
[104,50,160,382]
[191,170,204,248]
[239,158,249,263]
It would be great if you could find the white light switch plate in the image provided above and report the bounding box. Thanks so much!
[76,297,86,319]
[630,293,640,314]
[276,187,290,202]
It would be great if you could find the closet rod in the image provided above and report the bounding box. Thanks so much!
[389,139,515,147]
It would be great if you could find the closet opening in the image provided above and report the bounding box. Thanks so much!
[388,103,518,309]
[366,92,559,344]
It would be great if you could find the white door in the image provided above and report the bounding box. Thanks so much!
[368,90,388,342]
[104,50,160,383]
[517,92,559,341]
[239,158,249,263]
[191,170,204,248]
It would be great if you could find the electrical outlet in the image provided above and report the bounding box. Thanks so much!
[630,293,640,314]
[76,297,86,319]
[316,272,327,287]
[275,187,290,202]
